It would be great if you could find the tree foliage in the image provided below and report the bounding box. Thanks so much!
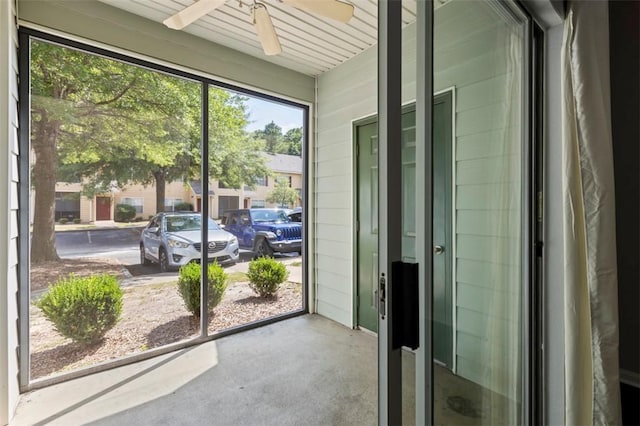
[283,127,303,156]
[253,122,302,156]
[30,40,269,262]
[266,179,299,208]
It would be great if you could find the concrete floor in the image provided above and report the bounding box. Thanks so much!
[11,315,377,426]
[11,314,512,425]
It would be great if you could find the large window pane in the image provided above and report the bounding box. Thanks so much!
[207,89,305,334]
[29,39,202,380]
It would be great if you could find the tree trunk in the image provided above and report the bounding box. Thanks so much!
[153,169,166,214]
[31,120,61,262]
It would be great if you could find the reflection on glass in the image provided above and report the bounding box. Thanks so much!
[433,0,525,424]
[29,39,202,380]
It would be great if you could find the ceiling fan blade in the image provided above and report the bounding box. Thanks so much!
[253,4,282,56]
[282,0,354,23]
[163,0,227,30]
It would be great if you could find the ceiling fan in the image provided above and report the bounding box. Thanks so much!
[163,0,355,56]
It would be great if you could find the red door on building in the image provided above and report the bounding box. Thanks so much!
[196,198,202,212]
[96,197,111,220]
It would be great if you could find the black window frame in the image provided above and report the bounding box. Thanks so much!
[18,27,309,391]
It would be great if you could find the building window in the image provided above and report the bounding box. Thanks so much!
[256,176,268,186]
[55,192,81,221]
[164,198,185,212]
[120,197,143,213]
[276,175,291,187]
[251,199,266,208]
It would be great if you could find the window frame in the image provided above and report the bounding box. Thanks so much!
[18,27,310,391]
[120,197,144,214]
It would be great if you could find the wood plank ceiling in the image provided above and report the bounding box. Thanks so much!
[98,0,425,76]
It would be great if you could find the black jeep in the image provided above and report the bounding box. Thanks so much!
[220,208,302,256]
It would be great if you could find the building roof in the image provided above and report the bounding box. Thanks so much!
[263,153,303,174]
[189,181,215,196]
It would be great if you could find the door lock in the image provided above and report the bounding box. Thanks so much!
[379,274,386,319]
[433,245,445,255]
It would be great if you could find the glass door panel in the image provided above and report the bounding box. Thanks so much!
[379,0,529,424]
[432,0,528,424]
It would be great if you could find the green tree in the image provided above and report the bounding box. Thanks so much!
[283,127,303,156]
[30,40,268,262]
[253,121,284,154]
[266,179,299,208]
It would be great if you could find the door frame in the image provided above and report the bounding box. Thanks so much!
[353,93,456,341]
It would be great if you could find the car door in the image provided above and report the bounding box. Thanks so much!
[239,211,255,248]
[143,216,163,261]
[222,212,244,247]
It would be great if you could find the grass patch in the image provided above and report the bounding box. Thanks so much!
[227,272,248,284]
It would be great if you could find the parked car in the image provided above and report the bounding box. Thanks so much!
[140,212,239,272]
[287,207,302,223]
[220,208,302,256]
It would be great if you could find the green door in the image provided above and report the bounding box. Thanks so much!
[432,92,453,368]
[356,121,379,332]
[356,93,453,368]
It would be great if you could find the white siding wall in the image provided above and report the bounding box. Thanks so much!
[315,24,417,327]
[315,47,375,326]
[1,0,20,423]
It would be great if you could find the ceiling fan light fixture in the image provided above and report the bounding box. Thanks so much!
[281,0,354,23]
[163,0,227,29]
[252,3,282,56]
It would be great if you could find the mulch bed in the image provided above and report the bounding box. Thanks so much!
[29,278,303,380]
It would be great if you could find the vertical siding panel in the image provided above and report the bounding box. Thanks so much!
[1,0,21,422]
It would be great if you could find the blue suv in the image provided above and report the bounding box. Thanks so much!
[221,209,302,256]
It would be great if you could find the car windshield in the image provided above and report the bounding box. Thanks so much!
[165,215,220,232]
[250,210,290,223]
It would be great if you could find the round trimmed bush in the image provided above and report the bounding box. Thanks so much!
[58,218,68,224]
[73,218,81,224]
[174,202,193,211]
[36,274,123,345]
[177,262,228,317]
[114,203,136,222]
[247,257,289,298]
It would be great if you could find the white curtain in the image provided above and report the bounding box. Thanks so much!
[561,1,621,424]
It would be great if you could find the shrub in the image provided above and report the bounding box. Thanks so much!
[247,257,289,297]
[73,218,81,224]
[174,202,193,211]
[114,203,136,222]
[36,274,123,345]
[59,218,68,224]
[177,262,228,317]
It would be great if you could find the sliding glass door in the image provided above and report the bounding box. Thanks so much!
[378,0,533,424]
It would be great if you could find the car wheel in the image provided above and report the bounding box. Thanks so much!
[159,248,169,272]
[256,238,273,257]
[140,244,150,266]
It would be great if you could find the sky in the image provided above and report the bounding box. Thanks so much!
[244,96,304,134]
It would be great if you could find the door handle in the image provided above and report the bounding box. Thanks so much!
[433,245,444,255]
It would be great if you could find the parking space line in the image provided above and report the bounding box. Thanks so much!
[87,231,92,244]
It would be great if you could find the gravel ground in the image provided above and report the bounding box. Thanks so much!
[29,273,303,380]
